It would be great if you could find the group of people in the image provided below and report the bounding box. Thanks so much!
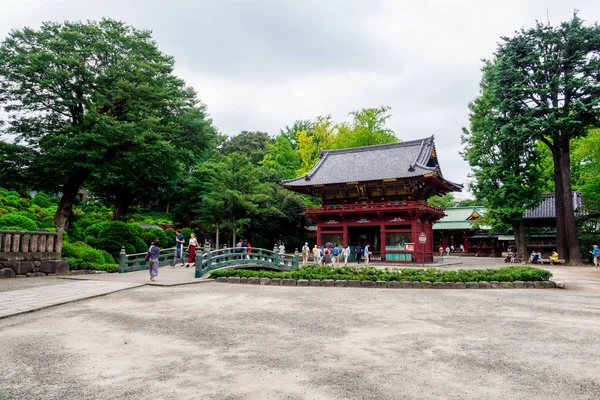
[300,243,372,267]
[504,248,519,263]
[146,230,201,281]
[438,244,465,256]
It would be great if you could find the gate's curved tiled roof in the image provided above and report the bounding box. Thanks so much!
[282,136,462,190]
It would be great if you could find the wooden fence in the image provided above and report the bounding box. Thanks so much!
[0,230,63,261]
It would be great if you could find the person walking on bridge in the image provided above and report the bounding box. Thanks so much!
[185,233,198,268]
[172,230,185,267]
[146,239,160,282]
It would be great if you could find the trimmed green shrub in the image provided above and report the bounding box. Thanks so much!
[84,222,109,241]
[32,193,51,208]
[164,228,176,241]
[148,228,168,248]
[140,231,158,245]
[89,221,141,258]
[63,257,119,273]
[0,213,39,231]
[181,228,192,245]
[99,250,116,264]
[208,265,553,282]
[135,237,147,253]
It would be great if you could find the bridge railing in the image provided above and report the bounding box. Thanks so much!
[118,246,184,273]
[195,246,299,278]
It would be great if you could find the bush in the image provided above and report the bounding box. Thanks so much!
[0,213,39,231]
[135,237,147,253]
[63,257,119,273]
[84,222,108,241]
[181,228,192,244]
[148,228,168,248]
[208,265,553,282]
[164,228,176,241]
[61,241,111,264]
[140,231,158,245]
[86,221,141,258]
[32,193,51,208]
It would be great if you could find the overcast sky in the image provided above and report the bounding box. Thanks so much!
[2,0,599,199]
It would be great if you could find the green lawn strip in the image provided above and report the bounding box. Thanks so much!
[63,257,119,273]
[209,265,552,282]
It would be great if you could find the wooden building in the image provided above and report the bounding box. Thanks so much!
[432,207,498,254]
[281,137,462,263]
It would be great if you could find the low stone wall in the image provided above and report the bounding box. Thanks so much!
[0,260,69,278]
[213,277,562,289]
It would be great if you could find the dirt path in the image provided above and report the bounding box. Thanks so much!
[1,276,600,399]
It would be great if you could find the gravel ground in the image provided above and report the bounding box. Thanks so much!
[1,280,600,399]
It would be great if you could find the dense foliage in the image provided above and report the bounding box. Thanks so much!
[464,14,600,263]
[0,19,217,228]
[209,265,553,282]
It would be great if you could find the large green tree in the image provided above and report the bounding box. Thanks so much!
[0,140,38,194]
[219,131,273,165]
[462,62,544,259]
[480,15,600,263]
[0,19,214,229]
[427,193,456,209]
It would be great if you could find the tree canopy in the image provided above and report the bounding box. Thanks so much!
[0,19,216,229]
[464,14,600,262]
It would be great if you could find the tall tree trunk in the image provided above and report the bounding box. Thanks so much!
[555,141,581,264]
[512,220,527,262]
[53,170,90,230]
[551,145,569,262]
[232,216,236,247]
[112,190,134,221]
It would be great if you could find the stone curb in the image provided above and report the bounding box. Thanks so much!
[214,278,563,289]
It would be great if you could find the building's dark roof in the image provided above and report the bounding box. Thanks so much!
[523,191,584,220]
[282,136,462,190]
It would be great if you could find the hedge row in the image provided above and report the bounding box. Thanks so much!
[63,257,119,273]
[209,265,553,282]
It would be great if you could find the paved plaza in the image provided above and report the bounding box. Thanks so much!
[1,258,600,399]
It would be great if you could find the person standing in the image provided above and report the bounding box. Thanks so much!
[590,245,599,271]
[459,244,465,253]
[279,243,286,264]
[312,244,318,263]
[185,233,198,268]
[445,246,450,256]
[439,246,444,257]
[332,244,340,267]
[323,246,332,266]
[355,243,363,264]
[147,239,160,282]
[363,243,371,266]
[342,245,351,266]
[172,230,185,266]
[241,239,249,260]
[316,246,323,265]
[302,242,310,265]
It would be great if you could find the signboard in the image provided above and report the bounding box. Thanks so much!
[405,243,414,252]
[418,233,427,243]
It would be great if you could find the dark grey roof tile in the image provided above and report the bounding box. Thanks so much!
[282,136,460,187]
